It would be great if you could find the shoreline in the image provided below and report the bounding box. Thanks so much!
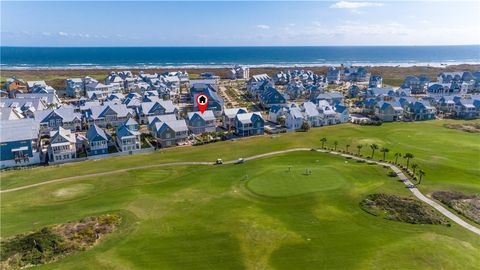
[2,62,480,70]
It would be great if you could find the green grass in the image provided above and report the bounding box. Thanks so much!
[1,152,479,269]
[2,120,479,195]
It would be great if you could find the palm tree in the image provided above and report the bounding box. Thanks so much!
[320,137,327,149]
[411,163,418,175]
[394,152,402,164]
[370,144,378,159]
[345,144,351,153]
[333,141,338,151]
[418,170,425,185]
[356,145,363,156]
[404,153,414,169]
[380,147,390,161]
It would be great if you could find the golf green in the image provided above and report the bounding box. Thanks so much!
[1,151,479,270]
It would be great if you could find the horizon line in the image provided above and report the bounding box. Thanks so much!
[2,44,480,48]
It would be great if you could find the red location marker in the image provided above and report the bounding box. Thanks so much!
[196,94,209,114]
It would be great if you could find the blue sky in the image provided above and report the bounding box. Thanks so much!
[1,1,479,46]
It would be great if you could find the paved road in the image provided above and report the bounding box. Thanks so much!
[2,147,479,236]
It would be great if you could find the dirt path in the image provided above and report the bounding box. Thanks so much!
[2,147,479,236]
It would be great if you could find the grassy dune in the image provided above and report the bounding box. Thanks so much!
[2,152,479,269]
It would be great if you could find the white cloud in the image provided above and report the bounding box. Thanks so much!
[330,1,384,9]
[42,32,52,36]
[58,31,68,36]
[256,24,270,30]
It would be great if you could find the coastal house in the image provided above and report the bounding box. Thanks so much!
[369,75,383,88]
[123,117,139,131]
[326,67,342,84]
[0,107,25,121]
[229,66,250,80]
[86,124,109,156]
[406,100,436,121]
[374,101,404,122]
[48,127,77,164]
[0,119,41,168]
[318,100,337,126]
[285,106,304,131]
[105,72,125,91]
[334,104,350,123]
[268,105,289,124]
[138,100,178,124]
[247,74,273,93]
[344,66,370,83]
[427,82,464,96]
[152,119,189,148]
[258,85,287,108]
[4,77,27,97]
[273,71,289,85]
[1,97,48,117]
[284,81,306,100]
[27,80,47,90]
[222,107,248,130]
[187,110,216,134]
[402,75,430,94]
[313,91,344,106]
[16,93,61,108]
[85,104,134,129]
[301,101,321,127]
[235,112,264,137]
[116,123,141,152]
[147,114,178,130]
[66,78,84,98]
[34,108,83,134]
[190,83,224,116]
[454,99,477,119]
[437,96,460,114]
[348,85,361,98]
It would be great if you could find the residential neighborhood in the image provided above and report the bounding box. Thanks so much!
[1,66,480,169]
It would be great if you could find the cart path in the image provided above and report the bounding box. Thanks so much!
[2,147,479,236]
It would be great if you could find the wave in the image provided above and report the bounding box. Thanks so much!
[1,60,479,70]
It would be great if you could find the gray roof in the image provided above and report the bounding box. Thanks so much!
[147,114,178,125]
[89,104,132,119]
[223,107,247,118]
[236,112,263,124]
[34,108,82,123]
[302,102,319,117]
[0,118,39,143]
[187,110,215,121]
[155,119,188,133]
[86,124,108,141]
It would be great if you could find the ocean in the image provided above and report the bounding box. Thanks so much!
[1,45,479,69]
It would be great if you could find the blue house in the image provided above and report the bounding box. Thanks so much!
[235,112,265,137]
[258,86,287,108]
[369,75,383,88]
[86,124,109,155]
[0,119,41,168]
[406,100,436,121]
[66,78,84,98]
[190,83,224,116]
[326,67,342,84]
[402,75,430,94]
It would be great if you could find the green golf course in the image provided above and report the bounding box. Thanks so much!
[1,120,480,269]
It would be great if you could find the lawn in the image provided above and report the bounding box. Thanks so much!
[2,120,479,195]
[1,151,479,269]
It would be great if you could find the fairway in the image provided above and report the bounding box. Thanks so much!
[1,149,480,270]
